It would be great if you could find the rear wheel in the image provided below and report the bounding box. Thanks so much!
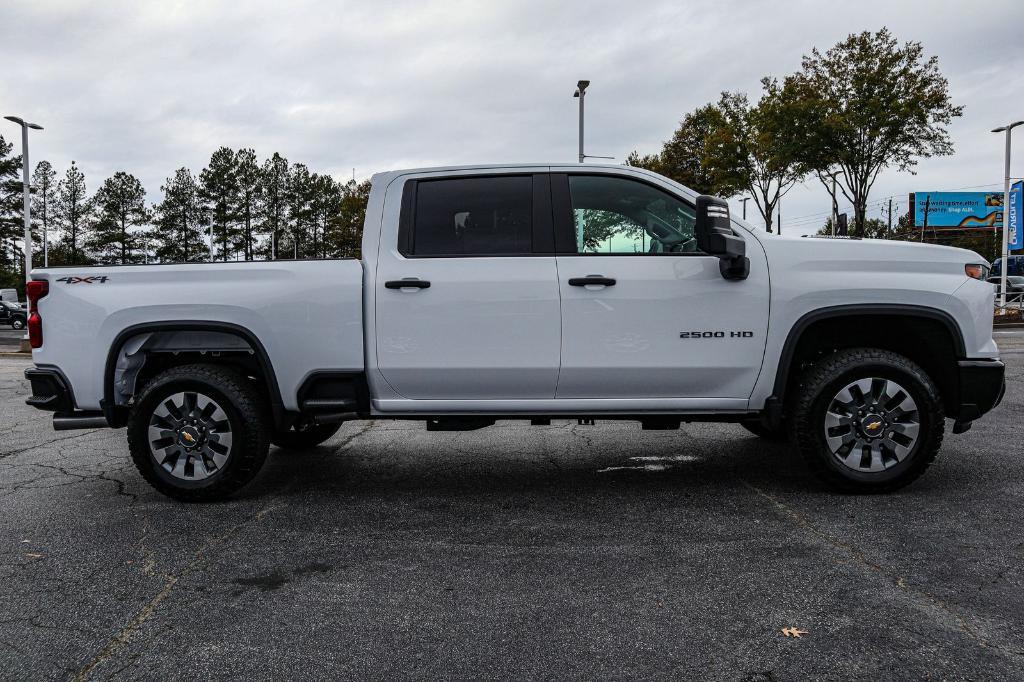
[271,422,342,450]
[792,348,944,493]
[11,318,25,330]
[127,364,270,502]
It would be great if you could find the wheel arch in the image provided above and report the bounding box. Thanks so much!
[771,304,966,419]
[103,321,286,429]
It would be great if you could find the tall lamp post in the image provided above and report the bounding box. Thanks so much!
[993,120,1024,308]
[4,116,43,303]
[573,80,590,163]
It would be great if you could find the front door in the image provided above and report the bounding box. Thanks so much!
[552,172,769,400]
[374,173,562,400]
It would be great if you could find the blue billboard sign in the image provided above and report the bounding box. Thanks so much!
[913,191,1003,228]
[1010,181,1023,251]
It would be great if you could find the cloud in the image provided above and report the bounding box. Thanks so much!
[2,0,1022,226]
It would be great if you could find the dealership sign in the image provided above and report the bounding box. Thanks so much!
[911,191,1004,228]
[1010,181,1023,251]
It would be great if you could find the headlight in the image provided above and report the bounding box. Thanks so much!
[965,264,989,280]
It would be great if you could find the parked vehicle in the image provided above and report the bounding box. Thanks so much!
[23,164,1005,501]
[987,275,1024,294]
[991,255,1024,278]
[0,288,19,304]
[0,300,26,330]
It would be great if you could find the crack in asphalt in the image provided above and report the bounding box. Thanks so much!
[0,429,105,461]
[740,479,1024,661]
[72,420,375,680]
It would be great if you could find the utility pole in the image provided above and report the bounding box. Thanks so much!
[993,121,1024,308]
[777,202,781,235]
[887,198,893,239]
[831,174,838,236]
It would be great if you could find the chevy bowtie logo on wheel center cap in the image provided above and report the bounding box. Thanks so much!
[178,427,201,447]
[863,417,884,436]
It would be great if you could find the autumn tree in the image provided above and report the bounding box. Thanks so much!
[54,162,92,264]
[784,28,962,236]
[627,104,726,197]
[153,168,205,263]
[703,87,806,232]
[332,179,370,259]
[87,172,150,264]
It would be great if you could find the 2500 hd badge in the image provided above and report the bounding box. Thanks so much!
[680,330,754,339]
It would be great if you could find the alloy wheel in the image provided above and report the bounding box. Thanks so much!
[147,391,233,481]
[823,377,920,473]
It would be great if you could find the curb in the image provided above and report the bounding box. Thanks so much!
[0,352,31,359]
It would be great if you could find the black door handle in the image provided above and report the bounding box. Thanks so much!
[385,279,431,289]
[568,276,616,287]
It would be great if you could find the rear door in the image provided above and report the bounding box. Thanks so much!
[374,173,562,400]
[552,171,770,400]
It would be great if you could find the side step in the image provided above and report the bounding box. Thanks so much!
[53,411,110,431]
[426,417,495,432]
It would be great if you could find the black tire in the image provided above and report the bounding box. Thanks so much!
[740,419,788,442]
[127,364,271,502]
[271,422,342,450]
[11,318,25,330]
[792,348,944,493]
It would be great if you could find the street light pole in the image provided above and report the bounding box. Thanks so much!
[4,116,43,301]
[740,197,750,220]
[993,121,1024,308]
[573,80,589,163]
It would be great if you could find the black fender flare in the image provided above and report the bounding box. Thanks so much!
[102,320,287,429]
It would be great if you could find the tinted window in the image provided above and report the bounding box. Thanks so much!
[412,176,533,255]
[568,175,697,254]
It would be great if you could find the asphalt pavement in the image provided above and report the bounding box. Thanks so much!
[1,344,1022,680]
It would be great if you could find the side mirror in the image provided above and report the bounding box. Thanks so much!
[695,195,749,280]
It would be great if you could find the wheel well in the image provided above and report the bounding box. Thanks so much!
[776,312,961,416]
[104,324,286,429]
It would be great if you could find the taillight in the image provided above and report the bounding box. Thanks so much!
[26,279,48,349]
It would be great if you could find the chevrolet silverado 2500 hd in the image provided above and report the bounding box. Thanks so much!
[23,164,1005,500]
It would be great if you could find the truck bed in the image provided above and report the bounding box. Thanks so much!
[31,260,364,412]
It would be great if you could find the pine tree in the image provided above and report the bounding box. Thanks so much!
[235,148,260,260]
[31,161,56,266]
[258,152,289,259]
[199,147,239,261]
[284,162,312,259]
[307,173,341,259]
[54,162,91,264]
[87,172,150,264]
[153,168,205,263]
[0,135,22,279]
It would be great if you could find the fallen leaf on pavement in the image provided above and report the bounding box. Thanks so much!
[781,627,808,638]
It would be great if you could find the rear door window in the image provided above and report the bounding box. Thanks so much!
[409,176,534,256]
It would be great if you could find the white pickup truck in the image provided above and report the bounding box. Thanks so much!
[23,164,1004,501]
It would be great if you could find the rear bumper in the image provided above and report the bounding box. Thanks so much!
[25,366,74,412]
[956,359,1005,423]
[25,366,110,430]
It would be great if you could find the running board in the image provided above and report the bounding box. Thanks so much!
[53,411,110,431]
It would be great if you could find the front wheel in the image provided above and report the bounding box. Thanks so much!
[127,364,271,502]
[11,318,25,330]
[792,348,944,493]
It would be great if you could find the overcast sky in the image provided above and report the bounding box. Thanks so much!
[3,0,1023,233]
